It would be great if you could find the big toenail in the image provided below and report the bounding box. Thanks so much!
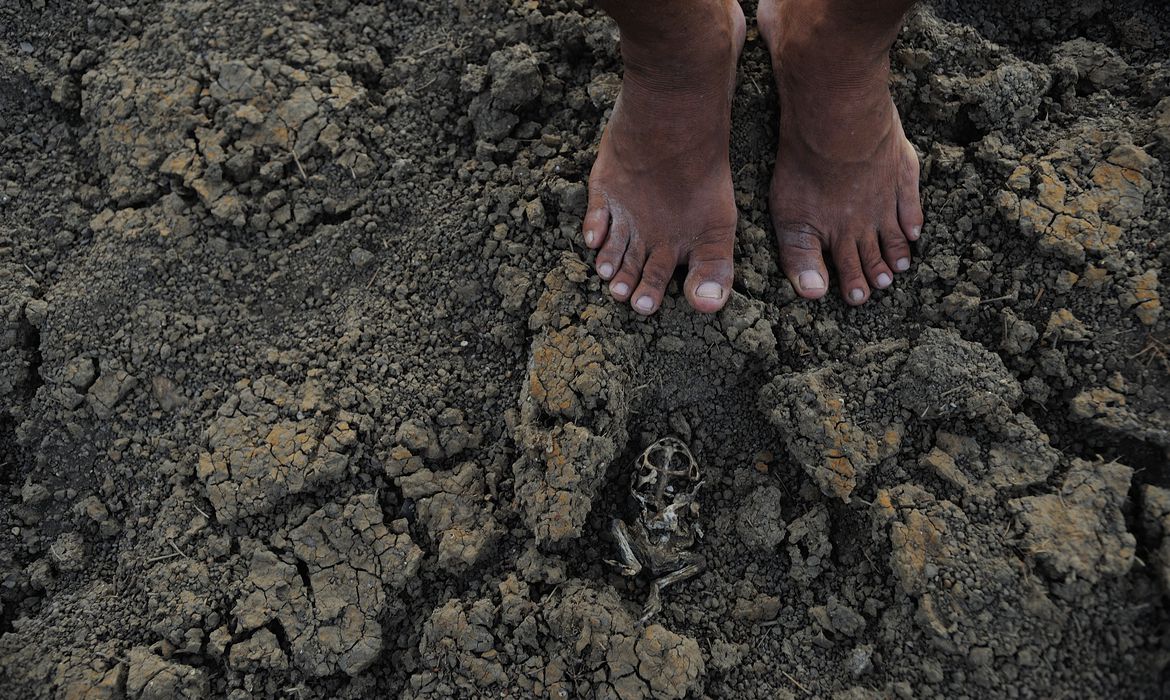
[585,230,596,246]
[895,258,910,272]
[877,273,892,288]
[599,263,614,278]
[799,271,826,291]
[635,296,654,312]
[910,226,921,240]
[850,288,865,303]
[612,282,630,297]
[696,282,724,299]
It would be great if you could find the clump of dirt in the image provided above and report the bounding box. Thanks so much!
[198,376,366,522]
[1009,458,1135,586]
[1,0,1169,698]
[231,493,422,677]
[412,577,704,698]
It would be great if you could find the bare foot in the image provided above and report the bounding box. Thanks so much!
[759,0,923,305]
[583,1,747,315]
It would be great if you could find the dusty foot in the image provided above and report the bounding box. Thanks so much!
[759,0,924,305]
[583,1,746,316]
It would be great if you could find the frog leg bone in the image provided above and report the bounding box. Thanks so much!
[641,561,705,623]
[606,518,644,577]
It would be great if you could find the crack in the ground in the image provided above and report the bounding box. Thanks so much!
[292,556,314,601]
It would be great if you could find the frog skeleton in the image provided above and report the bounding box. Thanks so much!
[608,437,705,622]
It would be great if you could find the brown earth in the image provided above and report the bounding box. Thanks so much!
[2,0,1169,698]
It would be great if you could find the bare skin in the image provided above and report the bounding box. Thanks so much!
[584,0,746,316]
[759,0,923,304]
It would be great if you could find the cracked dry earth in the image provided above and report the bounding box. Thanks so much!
[1,0,1169,698]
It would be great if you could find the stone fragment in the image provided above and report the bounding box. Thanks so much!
[587,72,621,108]
[87,368,137,419]
[733,594,782,622]
[76,495,109,523]
[810,597,867,639]
[63,357,98,391]
[23,298,49,327]
[941,291,980,321]
[349,247,375,269]
[1043,309,1091,343]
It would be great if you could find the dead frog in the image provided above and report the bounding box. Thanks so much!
[609,436,705,621]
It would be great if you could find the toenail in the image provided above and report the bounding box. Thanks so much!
[798,271,826,291]
[850,288,865,303]
[696,282,724,300]
[877,273,892,288]
[612,282,630,297]
[910,226,921,240]
[895,257,910,272]
[585,230,595,246]
[599,263,614,278]
[634,296,655,312]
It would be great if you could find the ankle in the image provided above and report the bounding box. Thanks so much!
[768,0,902,89]
[790,25,889,84]
[766,0,902,162]
[616,1,738,89]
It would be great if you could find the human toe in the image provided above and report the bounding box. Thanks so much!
[776,223,829,299]
[683,236,734,313]
[609,240,646,302]
[630,248,677,316]
[897,142,924,241]
[860,234,894,290]
[879,224,912,274]
[832,238,870,305]
[595,220,630,281]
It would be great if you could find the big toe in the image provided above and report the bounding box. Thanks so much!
[776,223,829,299]
[684,235,734,313]
[897,138,924,241]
